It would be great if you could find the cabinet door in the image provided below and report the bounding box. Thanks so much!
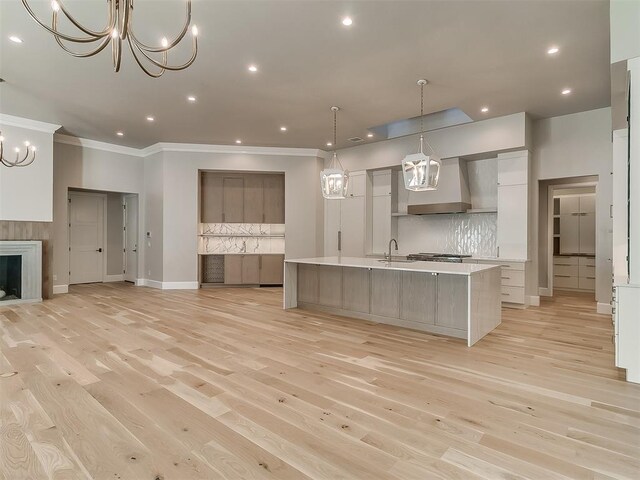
[341,197,365,257]
[497,184,527,259]
[579,195,596,214]
[497,156,528,186]
[372,170,392,196]
[259,254,284,285]
[370,269,400,318]
[224,255,243,284]
[263,174,285,223]
[436,274,468,330]
[559,214,580,254]
[579,213,596,254]
[201,173,223,223]
[400,271,436,325]
[223,177,244,223]
[347,172,366,197]
[243,175,264,223]
[324,199,341,256]
[371,195,391,254]
[242,255,260,284]
[559,196,580,215]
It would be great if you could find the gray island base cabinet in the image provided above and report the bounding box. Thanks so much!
[284,257,502,346]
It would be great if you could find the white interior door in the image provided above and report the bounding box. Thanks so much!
[69,192,105,284]
[124,194,138,282]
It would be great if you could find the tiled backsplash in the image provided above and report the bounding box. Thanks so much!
[198,223,285,255]
[397,213,497,256]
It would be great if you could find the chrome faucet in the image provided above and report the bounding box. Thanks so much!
[387,238,398,262]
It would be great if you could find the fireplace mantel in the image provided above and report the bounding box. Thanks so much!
[0,240,42,306]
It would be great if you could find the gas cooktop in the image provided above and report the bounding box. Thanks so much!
[406,253,472,263]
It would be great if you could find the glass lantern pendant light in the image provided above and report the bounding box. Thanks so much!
[320,106,349,199]
[402,79,441,191]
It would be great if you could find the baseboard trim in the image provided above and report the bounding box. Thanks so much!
[135,278,145,286]
[104,274,125,282]
[538,287,551,297]
[161,281,199,290]
[527,295,540,307]
[53,284,69,295]
[597,302,612,315]
[143,279,163,289]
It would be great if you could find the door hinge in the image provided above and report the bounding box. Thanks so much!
[68,198,71,203]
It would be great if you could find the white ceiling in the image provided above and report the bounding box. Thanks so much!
[0,0,611,149]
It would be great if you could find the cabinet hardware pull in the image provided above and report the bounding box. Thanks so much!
[502,293,510,296]
[501,276,510,280]
[586,276,595,279]
[555,275,571,278]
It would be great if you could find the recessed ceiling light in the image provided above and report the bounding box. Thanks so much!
[187,95,196,102]
[146,116,155,122]
[561,88,572,95]
[481,106,489,113]
[248,65,258,72]
[342,17,353,26]
[326,142,333,147]
[9,36,22,43]
[547,46,559,55]
[367,133,374,138]
[116,131,124,136]
[235,139,242,144]
[280,126,287,131]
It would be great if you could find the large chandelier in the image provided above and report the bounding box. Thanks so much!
[21,0,199,77]
[0,132,36,167]
[320,106,349,200]
[402,79,441,191]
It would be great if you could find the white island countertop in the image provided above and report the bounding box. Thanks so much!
[285,256,500,276]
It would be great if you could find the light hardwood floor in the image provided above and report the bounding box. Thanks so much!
[1,284,639,479]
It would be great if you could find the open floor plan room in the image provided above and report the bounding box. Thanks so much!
[1,284,639,479]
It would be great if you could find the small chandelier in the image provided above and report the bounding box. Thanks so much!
[320,106,349,200]
[0,133,36,168]
[402,79,441,191]
[21,0,199,78]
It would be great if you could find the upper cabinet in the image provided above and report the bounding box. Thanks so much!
[497,155,528,186]
[496,151,530,260]
[558,194,596,255]
[201,171,285,224]
[347,171,366,197]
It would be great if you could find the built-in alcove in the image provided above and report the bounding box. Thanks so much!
[0,255,22,301]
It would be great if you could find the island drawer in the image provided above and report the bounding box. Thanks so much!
[501,286,525,304]
[500,269,524,287]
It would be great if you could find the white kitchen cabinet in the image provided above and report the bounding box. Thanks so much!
[558,194,595,255]
[347,171,366,198]
[372,195,392,254]
[553,255,595,292]
[579,213,596,254]
[579,195,596,214]
[324,199,341,256]
[559,196,580,214]
[614,284,640,383]
[341,196,366,256]
[559,214,580,254]
[497,183,528,259]
[497,154,528,186]
[372,170,392,196]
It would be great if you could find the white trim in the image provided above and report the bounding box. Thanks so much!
[55,133,145,157]
[497,149,530,160]
[527,295,540,307]
[0,113,61,133]
[538,287,551,297]
[53,133,324,159]
[142,279,163,289]
[597,302,613,315]
[141,142,323,158]
[613,128,629,139]
[161,281,199,290]
[135,278,145,286]
[104,274,125,282]
[53,285,69,294]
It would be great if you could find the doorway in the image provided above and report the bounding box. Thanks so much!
[123,194,138,282]
[68,191,106,284]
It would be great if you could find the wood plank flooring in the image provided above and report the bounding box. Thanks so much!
[1,284,639,479]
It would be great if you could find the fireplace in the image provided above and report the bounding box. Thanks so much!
[0,241,42,306]
[0,255,22,301]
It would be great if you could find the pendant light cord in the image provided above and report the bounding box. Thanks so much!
[330,106,345,169]
[419,80,436,155]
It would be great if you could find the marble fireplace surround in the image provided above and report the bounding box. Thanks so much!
[0,241,42,306]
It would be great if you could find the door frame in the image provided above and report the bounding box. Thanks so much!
[68,190,108,284]
[546,181,598,297]
[123,193,139,283]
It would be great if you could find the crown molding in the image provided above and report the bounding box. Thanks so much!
[141,142,324,158]
[54,133,145,157]
[54,134,325,159]
[0,113,61,134]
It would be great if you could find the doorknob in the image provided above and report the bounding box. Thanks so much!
[97,248,103,252]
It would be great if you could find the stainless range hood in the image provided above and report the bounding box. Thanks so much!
[406,158,472,215]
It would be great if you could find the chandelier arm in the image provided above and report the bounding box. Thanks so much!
[112,34,123,72]
[15,151,36,167]
[127,40,166,78]
[54,32,111,58]
[127,1,192,53]
[21,0,107,43]
[119,0,131,39]
[55,0,114,38]
[130,34,197,71]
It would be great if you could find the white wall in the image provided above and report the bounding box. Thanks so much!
[106,192,124,277]
[159,150,325,285]
[0,116,59,221]
[531,107,613,308]
[52,141,145,288]
[610,0,640,64]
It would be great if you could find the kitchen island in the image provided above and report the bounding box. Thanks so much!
[284,257,502,346]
